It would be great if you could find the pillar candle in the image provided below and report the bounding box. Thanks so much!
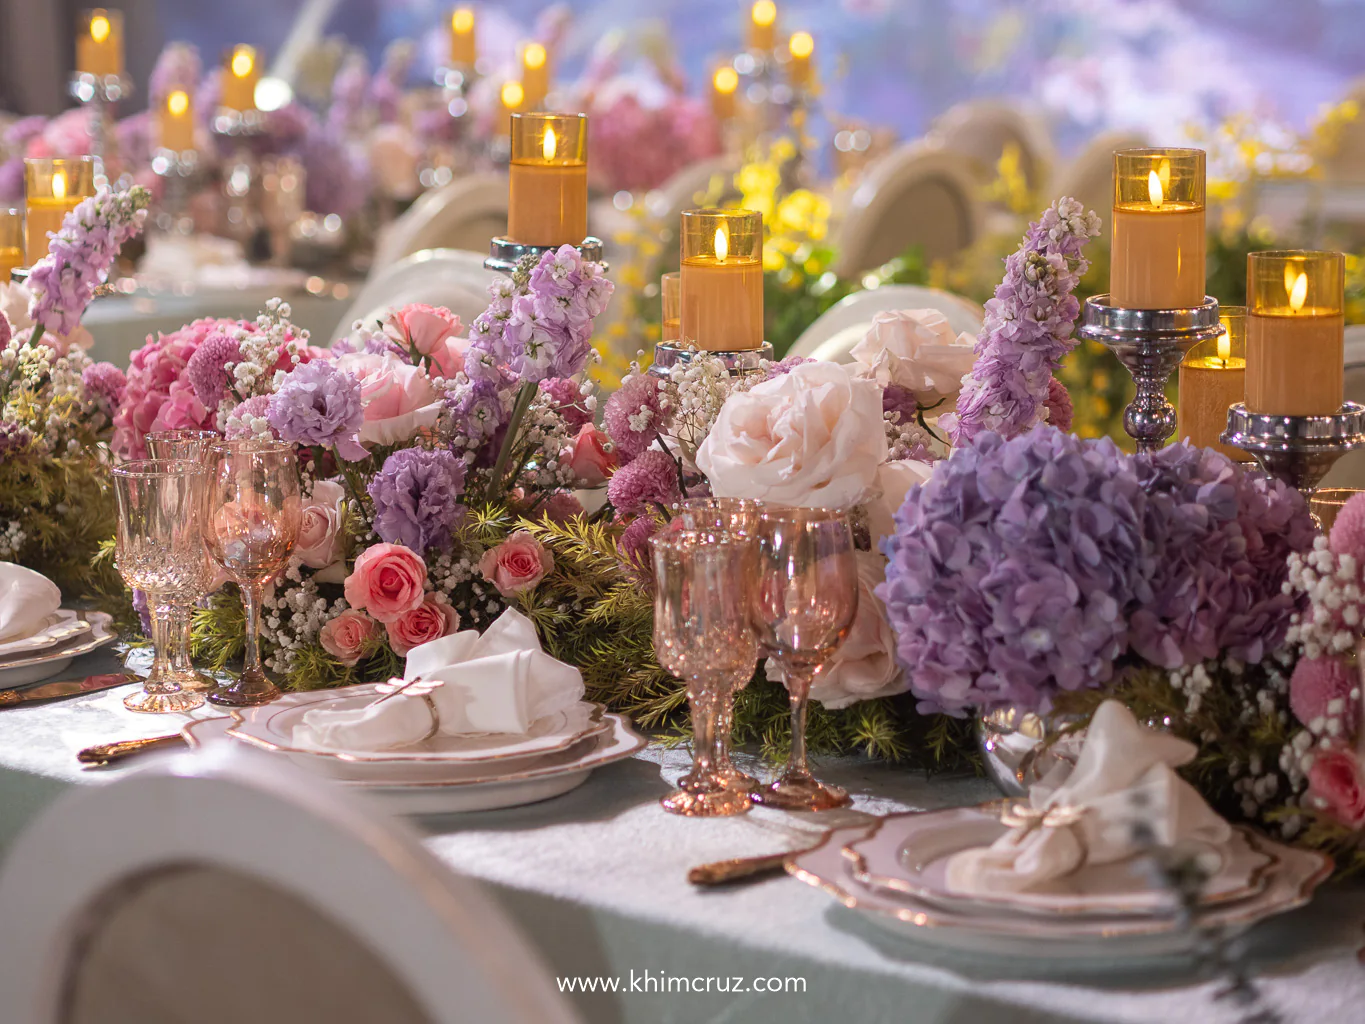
[449,8,477,67]
[787,32,814,87]
[661,271,681,342]
[748,0,777,51]
[0,208,22,282]
[159,90,195,152]
[1245,250,1345,416]
[507,112,587,246]
[222,45,260,112]
[1177,306,1245,458]
[680,208,764,351]
[520,42,549,110]
[1110,147,1206,309]
[711,66,738,122]
[76,9,123,78]
[23,158,96,266]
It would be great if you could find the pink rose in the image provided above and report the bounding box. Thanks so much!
[386,303,463,356]
[344,543,429,623]
[296,479,346,571]
[564,423,619,486]
[386,593,460,655]
[319,609,379,666]
[1308,747,1365,828]
[334,351,441,445]
[478,530,554,596]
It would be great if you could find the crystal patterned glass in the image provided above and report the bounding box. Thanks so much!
[673,497,763,794]
[650,531,759,816]
[145,429,222,692]
[203,439,301,707]
[748,506,859,811]
[111,460,213,713]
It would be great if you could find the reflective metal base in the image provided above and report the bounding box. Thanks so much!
[1222,402,1365,519]
[485,236,606,274]
[648,341,775,379]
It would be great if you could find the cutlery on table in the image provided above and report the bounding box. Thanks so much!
[77,733,187,767]
[0,672,139,707]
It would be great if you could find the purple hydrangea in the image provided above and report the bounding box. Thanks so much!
[602,373,662,463]
[81,361,127,409]
[946,198,1100,446]
[607,449,681,516]
[184,331,242,408]
[539,377,592,430]
[368,447,467,553]
[266,360,367,461]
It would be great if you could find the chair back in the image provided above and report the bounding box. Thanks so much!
[929,99,1055,195]
[373,173,509,271]
[334,248,496,341]
[1049,130,1150,237]
[787,283,985,363]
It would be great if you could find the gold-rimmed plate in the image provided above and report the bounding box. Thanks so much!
[0,610,90,658]
[0,612,117,690]
[846,805,1276,919]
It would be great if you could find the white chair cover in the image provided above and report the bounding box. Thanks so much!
[372,173,509,271]
[787,283,986,363]
[1049,130,1151,235]
[334,248,496,341]
[929,99,1056,195]
[0,743,578,1024]
[831,141,984,277]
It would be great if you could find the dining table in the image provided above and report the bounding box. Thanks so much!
[1,646,1364,1024]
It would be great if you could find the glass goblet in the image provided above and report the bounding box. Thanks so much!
[748,506,860,811]
[202,439,301,707]
[146,428,222,692]
[111,460,212,714]
[673,497,764,794]
[650,531,759,817]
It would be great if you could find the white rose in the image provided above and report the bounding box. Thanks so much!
[695,361,887,509]
[766,552,906,709]
[849,308,978,405]
[866,458,935,550]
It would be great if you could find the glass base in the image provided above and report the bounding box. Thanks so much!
[660,787,752,817]
[751,773,850,812]
[124,688,205,714]
[163,667,218,693]
[208,669,281,707]
[717,764,761,793]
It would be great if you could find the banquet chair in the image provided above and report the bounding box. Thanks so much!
[830,140,985,278]
[1327,324,1365,490]
[1048,130,1150,237]
[0,743,579,1024]
[787,283,986,363]
[928,99,1056,198]
[641,155,741,277]
[333,248,496,341]
[371,173,510,271]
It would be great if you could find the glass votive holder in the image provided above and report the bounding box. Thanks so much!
[76,8,125,78]
[1110,147,1206,310]
[1178,306,1246,458]
[24,157,96,266]
[221,44,261,112]
[1310,489,1364,534]
[679,208,764,352]
[507,112,587,247]
[661,271,680,342]
[1246,250,1345,417]
[0,208,22,281]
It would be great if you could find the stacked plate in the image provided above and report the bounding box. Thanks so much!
[182,684,646,814]
[0,611,118,689]
[788,804,1333,960]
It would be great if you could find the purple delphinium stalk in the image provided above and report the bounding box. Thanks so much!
[602,373,662,463]
[266,360,367,460]
[445,377,510,446]
[27,186,151,340]
[607,448,681,516]
[184,331,242,408]
[368,447,468,553]
[946,198,1100,446]
[764,355,813,379]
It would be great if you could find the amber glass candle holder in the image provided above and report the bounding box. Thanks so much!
[1246,250,1344,416]
[507,112,587,248]
[221,45,261,112]
[748,0,778,51]
[449,8,477,67]
[24,157,96,266]
[680,209,764,352]
[1178,306,1246,458]
[661,271,681,342]
[1111,147,1206,310]
[77,8,124,79]
[0,208,22,281]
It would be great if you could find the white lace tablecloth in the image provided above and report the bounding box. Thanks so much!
[1,648,1364,1024]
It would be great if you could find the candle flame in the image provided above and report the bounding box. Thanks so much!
[1284,262,1299,296]
[1158,157,1171,194]
[52,171,67,200]
[500,80,524,110]
[543,126,557,160]
[523,42,547,71]
[90,13,111,44]
[713,66,739,95]
[789,31,814,59]
[1216,330,1230,363]
[167,90,190,117]
[231,47,255,79]
[1289,270,1309,311]
[451,8,474,34]
[1147,169,1164,207]
[752,0,777,28]
[714,226,729,261]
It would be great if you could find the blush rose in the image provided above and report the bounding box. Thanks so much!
[564,423,618,486]
[343,543,429,623]
[319,609,379,666]
[1309,747,1365,828]
[478,530,554,596]
[387,593,460,655]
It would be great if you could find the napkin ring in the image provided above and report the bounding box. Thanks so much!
[999,802,1087,836]
[420,694,440,743]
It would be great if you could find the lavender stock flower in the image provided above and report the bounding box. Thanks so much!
[266,360,367,460]
[368,447,467,553]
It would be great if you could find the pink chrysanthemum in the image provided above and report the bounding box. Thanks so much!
[606,448,680,516]
[618,515,660,575]
[602,374,662,462]
[1330,493,1365,560]
[540,490,586,524]
[81,361,126,409]
[1290,656,1360,736]
[184,331,242,408]
[539,377,593,431]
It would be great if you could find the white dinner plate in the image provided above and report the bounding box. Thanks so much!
[0,612,117,690]
[185,712,648,814]
[788,823,1331,960]
[0,610,89,658]
[847,805,1275,918]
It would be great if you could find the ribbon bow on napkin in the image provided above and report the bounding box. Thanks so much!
[0,562,62,643]
[946,700,1233,897]
[293,608,585,752]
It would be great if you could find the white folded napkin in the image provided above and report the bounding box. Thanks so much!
[292,608,586,752]
[946,700,1233,897]
[0,562,62,643]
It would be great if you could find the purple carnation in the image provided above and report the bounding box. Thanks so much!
[602,374,662,462]
[184,331,242,408]
[764,355,814,379]
[539,377,592,430]
[81,361,127,409]
[266,360,367,461]
[368,447,467,553]
[607,449,681,516]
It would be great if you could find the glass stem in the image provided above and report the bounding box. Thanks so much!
[784,665,814,779]
[241,582,264,681]
[146,606,180,695]
[170,605,193,672]
[691,685,718,778]
[713,691,734,769]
